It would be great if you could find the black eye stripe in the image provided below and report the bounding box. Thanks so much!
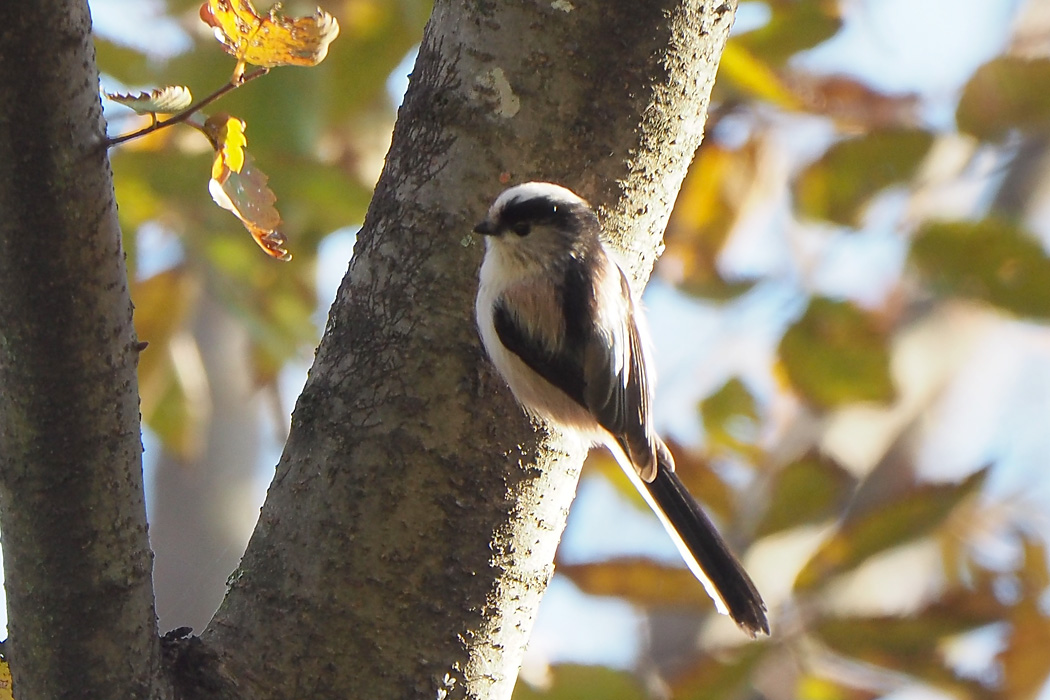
[500,197,570,231]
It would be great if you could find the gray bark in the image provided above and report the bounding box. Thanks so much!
[0,0,737,697]
[203,1,737,698]
[0,2,161,699]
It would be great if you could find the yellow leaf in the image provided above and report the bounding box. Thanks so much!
[560,559,720,610]
[200,0,340,81]
[0,655,12,700]
[1001,599,1050,700]
[222,117,246,175]
[719,41,800,110]
[204,114,247,181]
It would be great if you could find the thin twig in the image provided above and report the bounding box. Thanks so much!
[103,67,270,148]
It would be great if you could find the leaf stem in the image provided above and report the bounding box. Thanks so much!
[103,67,270,148]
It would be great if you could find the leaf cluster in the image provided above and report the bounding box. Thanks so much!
[96,0,428,458]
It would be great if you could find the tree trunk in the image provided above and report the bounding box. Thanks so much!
[0,0,736,697]
[0,2,162,699]
[203,1,738,698]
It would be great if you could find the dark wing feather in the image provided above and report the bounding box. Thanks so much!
[584,271,658,480]
[493,262,657,479]
[492,299,587,408]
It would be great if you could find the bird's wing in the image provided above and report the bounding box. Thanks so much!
[583,269,657,481]
[493,263,658,480]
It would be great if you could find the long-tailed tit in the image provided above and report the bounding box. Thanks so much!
[474,182,768,636]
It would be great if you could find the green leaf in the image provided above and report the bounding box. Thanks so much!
[558,559,719,611]
[910,218,1050,320]
[732,0,841,66]
[778,298,894,410]
[133,269,204,459]
[148,367,203,461]
[668,644,769,700]
[95,38,158,86]
[815,588,1005,697]
[512,665,646,700]
[816,600,1003,665]
[700,378,761,459]
[957,57,1050,140]
[755,453,856,537]
[795,469,987,590]
[794,129,933,225]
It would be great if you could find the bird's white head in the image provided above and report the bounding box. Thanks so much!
[473,182,602,274]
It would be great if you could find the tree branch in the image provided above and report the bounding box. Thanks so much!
[103,67,269,148]
[0,3,161,699]
[203,1,738,698]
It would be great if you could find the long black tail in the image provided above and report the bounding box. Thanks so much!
[644,465,768,636]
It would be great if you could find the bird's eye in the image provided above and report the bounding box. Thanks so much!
[511,222,531,236]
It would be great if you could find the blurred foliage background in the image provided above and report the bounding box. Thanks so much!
[86,0,1050,699]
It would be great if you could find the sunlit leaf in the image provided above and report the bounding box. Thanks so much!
[794,129,933,225]
[732,0,841,66]
[817,632,997,697]
[755,453,856,537]
[201,113,290,261]
[1019,532,1050,594]
[206,113,248,180]
[795,469,987,590]
[817,599,1003,664]
[957,57,1050,140]
[559,559,718,610]
[133,269,196,358]
[719,42,800,109]
[662,142,760,300]
[910,218,1050,320]
[778,298,894,410]
[512,664,646,700]
[815,588,1006,697]
[668,644,769,700]
[133,269,204,459]
[0,654,12,700]
[149,361,205,460]
[700,378,761,459]
[794,674,879,700]
[1000,599,1050,700]
[106,86,193,115]
[200,0,340,82]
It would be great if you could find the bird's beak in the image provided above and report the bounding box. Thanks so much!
[473,220,497,236]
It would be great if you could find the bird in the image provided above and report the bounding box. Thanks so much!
[473,181,768,636]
